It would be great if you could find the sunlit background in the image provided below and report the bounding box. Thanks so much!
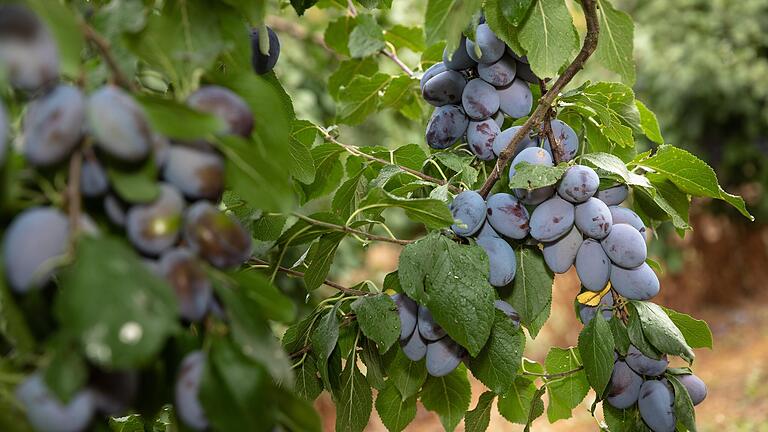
[270,0,768,430]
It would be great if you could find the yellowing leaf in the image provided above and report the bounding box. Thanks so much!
[576,283,611,306]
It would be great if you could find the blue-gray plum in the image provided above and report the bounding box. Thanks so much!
[610,263,660,300]
[175,351,208,431]
[486,192,530,239]
[103,194,128,227]
[426,105,468,149]
[493,300,520,328]
[420,62,447,91]
[557,165,599,203]
[0,5,60,92]
[462,79,500,120]
[162,146,225,200]
[465,24,505,64]
[476,234,516,287]
[80,158,109,198]
[543,226,582,273]
[391,293,418,341]
[638,380,675,432]
[626,345,668,377]
[89,369,138,416]
[159,248,213,322]
[578,293,613,325]
[476,222,500,240]
[183,201,253,269]
[449,190,486,236]
[506,48,528,64]
[15,373,95,432]
[187,86,254,138]
[23,85,85,167]
[0,101,7,164]
[574,197,613,240]
[88,86,152,162]
[509,147,555,205]
[426,337,463,377]
[596,184,629,206]
[126,184,184,256]
[601,224,647,268]
[467,119,500,161]
[606,361,643,409]
[422,70,466,107]
[401,330,427,361]
[443,36,476,71]
[542,120,579,161]
[477,55,516,86]
[250,26,280,75]
[492,111,505,128]
[609,206,646,237]
[492,126,537,158]
[529,196,575,242]
[497,79,532,118]
[575,239,611,292]
[418,306,446,341]
[678,374,707,406]
[3,207,69,293]
[514,61,538,83]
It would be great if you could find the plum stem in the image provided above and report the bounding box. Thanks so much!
[477,0,600,198]
[250,257,373,296]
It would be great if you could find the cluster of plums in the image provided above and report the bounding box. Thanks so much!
[0,6,263,431]
[607,346,707,432]
[421,23,544,156]
[391,293,520,377]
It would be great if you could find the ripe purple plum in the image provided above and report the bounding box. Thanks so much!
[606,361,643,409]
[162,146,225,201]
[443,36,476,71]
[0,5,60,92]
[610,263,660,300]
[125,184,185,256]
[15,373,95,432]
[609,206,646,237]
[250,26,280,75]
[514,61,538,83]
[557,165,599,203]
[418,306,446,341]
[449,190,486,237]
[159,248,214,322]
[175,351,209,431]
[467,119,500,161]
[391,293,418,341]
[543,226,582,274]
[465,24,505,64]
[509,147,555,205]
[486,193,530,240]
[596,184,629,206]
[497,79,532,118]
[401,330,427,361]
[601,224,647,268]
[187,85,254,138]
[492,111,505,128]
[462,79,500,120]
[638,380,675,432]
[23,85,85,167]
[420,62,447,91]
[574,197,613,239]
[80,158,109,198]
[426,337,463,377]
[492,125,538,158]
[542,120,579,161]
[422,70,467,107]
[493,300,521,328]
[529,196,575,242]
[103,194,128,227]
[678,374,707,406]
[425,105,469,149]
[183,201,253,269]
[88,86,152,162]
[477,55,516,87]
[476,234,517,287]
[575,239,611,292]
[625,345,668,377]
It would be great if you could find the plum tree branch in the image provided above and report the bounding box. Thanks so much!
[291,212,414,245]
[317,127,461,193]
[81,23,137,91]
[477,0,600,197]
[249,257,372,296]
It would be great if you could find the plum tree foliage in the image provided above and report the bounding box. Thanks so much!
[0,0,752,431]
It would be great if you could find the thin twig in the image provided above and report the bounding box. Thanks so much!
[81,23,136,91]
[522,365,584,379]
[250,258,372,296]
[291,213,414,245]
[381,48,415,77]
[67,151,82,240]
[538,79,564,164]
[318,127,461,193]
[478,0,599,197]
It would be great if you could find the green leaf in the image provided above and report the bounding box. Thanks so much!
[424,0,483,49]
[348,14,385,58]
[220,0,266,25]
[295,357,323,401]
[635,100,663,144]
[304,233,346,291]
[289,120,318,184]
[325,17,356,56]
[603,405,651,432]
[351,294,400,353]
[626,304,663,360]
[359,188,453,229]
[291,0,319,16]
[384,26,426,52]
[0,265,35,356]
[336,352,373,432]
[579,152,633,184]
[381,75,418,110]
[398,233,495,356]
[420,366,472,432]
[274,386,323,432]
[544,347,588,422]
[107,160,160,204]
[388,350,427,400]
[311,308,340,391]
[667,374,697,432]
[634,183,691,231]
[464,391,495,432]
[503,0,535,26]
[375,382,416,432]
[484,0,525,54]
[631,301,694,363]
[578,312,614,396]
[519,0,578,78]
[338,73,391,125]
[329,59,379,99]
[332,166,366,218]
[661,307,713,350]
[55,237,177,368]
[360,339,387,390]
[635,145,752,220]
[508,162,569,190]
[137,95,225,140]
[609,317,631,356]
[228,270,297,323]
[43,345,87,403]
[26,0,85,78]
[594,0,635,84]
[467,312,525,394]
[507,247,553,338]
[498,377,541,425]
[199,337,273,432]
